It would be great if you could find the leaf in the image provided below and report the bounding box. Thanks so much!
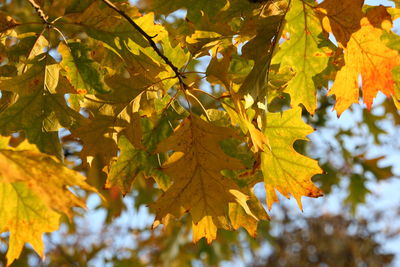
[58,42,109,94]
[106,135,168,194]
[317,0,364,47]
[229,189,269,237]
[72,114,120,163]
[0,56,84,158]
[0,139,99,265]
[239,14,284,100]
[345,174,370,213]
[319,4,400,115]
[151,115,255,243]
[0,182,60,265]
[361,156,393,181]
[273,0,332,114]
[261,107,323,210]
[225,94,270,153]
[362,109,387,144]
[65,2,173,86]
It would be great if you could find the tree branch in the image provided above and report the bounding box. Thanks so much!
[26,0,51,26]
[100,0,186,86]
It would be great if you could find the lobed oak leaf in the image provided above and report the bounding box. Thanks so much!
[329,18,400,114]
[317,0,364,47]
[273,0,332,114]
[261,107,323,210]
[106,135,168,194]
[151,115,255,243]
[0,139,99,265]
[229,189,269,237]
[58,42,109,94]
[0,182,60,266]
[318,3,400,115]
[239,15,283,100]
[0,56,84,159]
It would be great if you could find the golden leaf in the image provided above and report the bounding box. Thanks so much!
[261,108,323,210]
[0,139,99,265]
[151,115,255,243]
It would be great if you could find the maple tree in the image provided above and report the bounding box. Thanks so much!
[0,0,399,265]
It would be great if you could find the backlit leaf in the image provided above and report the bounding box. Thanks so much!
[261,107,323,210]
[151,115,255,243]
[319,3,400,115]
[0,139,99,265]
[58,42,109,94]
[273,0,332,114]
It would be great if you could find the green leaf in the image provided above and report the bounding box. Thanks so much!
[106,135,170,194]
[239,15,283,100]
[273,0,332,114]
[261,107,323,210]
[58,42,109,94]
[0,57,84,158]
[345,174,370,213]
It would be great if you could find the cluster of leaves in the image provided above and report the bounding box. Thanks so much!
[0,0,400,265]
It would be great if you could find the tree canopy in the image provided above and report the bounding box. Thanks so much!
[0,0,400,265]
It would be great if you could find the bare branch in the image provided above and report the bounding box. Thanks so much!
[100,0,186,86]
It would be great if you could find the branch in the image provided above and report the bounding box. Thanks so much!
[26,0,51,26]
[100,0,186,86]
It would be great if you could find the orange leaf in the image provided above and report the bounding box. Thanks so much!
[318,3,400,115]
[329,18,400,115]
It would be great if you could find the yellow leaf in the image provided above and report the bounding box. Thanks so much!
[261,107,323,210]
[0,139,100,265]
[0,145,97,218]
[0,182,60,265]
[151,115,254,243]
[228,93,270,152]
[229,189,269,237]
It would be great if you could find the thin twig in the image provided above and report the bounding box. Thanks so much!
[190,88,236,111]
[100,0,186,86]
[26,0,51,26]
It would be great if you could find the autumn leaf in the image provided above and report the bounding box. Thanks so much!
[239,14,284,100]
[319,3,400,115]
[0,182,60,266]
[317,0,364,47]
[106,135,169,194]
[224,94,270,153]
[58,42,109,94]
[229,187,269,237]
[273,0,332,114]
[0,56,84,159]
[0,138,99,265]
[345,174,370,213]
[261,107,323,210]
[151,115,255,243]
